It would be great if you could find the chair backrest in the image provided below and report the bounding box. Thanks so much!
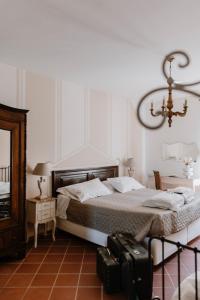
[153,170,162,190]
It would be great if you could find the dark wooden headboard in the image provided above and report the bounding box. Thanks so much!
[52,165,118,197]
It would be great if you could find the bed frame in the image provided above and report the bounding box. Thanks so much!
[149,236,200,300]
[52,166,200,265]
[0,166,10,182]
[0,166,10,218]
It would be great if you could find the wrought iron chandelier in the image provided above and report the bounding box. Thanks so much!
[137,50,200,130]
[150,56,188,127]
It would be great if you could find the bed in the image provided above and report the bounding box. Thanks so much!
[0,166,10,219]
[52,165,200,265]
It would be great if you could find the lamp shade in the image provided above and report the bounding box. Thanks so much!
[33,163,51,176]
[127,157,134,168]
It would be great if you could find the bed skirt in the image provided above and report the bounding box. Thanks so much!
[56,217,200,266]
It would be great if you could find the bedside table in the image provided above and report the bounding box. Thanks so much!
[26,197,56,248]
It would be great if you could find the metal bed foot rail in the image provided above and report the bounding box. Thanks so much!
[148,236,200,300]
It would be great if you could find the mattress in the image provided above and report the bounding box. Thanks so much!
[57,188,200,241]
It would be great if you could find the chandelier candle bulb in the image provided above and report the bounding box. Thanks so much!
[151,102,153,109]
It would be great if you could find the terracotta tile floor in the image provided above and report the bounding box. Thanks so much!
[0,231,200,300]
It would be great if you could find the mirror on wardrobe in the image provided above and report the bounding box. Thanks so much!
[0,129,11,219]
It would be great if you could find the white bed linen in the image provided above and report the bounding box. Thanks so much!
[171,272,200,300]
[0,181,10,195]
[142,191,185,211]
[167,187,195,204]
[56,194,71,219]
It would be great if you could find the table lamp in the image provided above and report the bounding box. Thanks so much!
[127,157,134,177]
[33,162,51,200]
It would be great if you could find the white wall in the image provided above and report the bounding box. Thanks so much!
[0,130,10,167]
[145,97,200,179]
[2,60,198,196]
[0,62,135,198]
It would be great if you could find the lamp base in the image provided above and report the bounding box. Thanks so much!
[34,195,48,200]
[128,169,134,177]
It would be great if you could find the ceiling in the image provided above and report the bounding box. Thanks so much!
[0,0,200,97]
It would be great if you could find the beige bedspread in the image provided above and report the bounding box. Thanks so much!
[63,188,200,241]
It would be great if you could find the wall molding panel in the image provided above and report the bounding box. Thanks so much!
[52,84,133,174]
[126,98,132,158]
[54,80,62,162]
[17,69,26,109]
[84,88,90,146]
[53,144,118,171]
[54,144,88,167]
[60,81,86,159]
[88,89,112,156]
[0,61,134,196]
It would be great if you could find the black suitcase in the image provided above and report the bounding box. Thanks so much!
[96,247,121,293]
[107,232,135,261]
[108,233,153,300]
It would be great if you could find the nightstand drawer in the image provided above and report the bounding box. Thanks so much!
[42,209,51,219]
[37,211,43,221]
[37,209,55,221]
[38,202,51,210]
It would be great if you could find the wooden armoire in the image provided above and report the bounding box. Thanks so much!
[0,103,28,258]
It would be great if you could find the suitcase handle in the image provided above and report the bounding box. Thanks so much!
[105,247,119,263]
[116,235,141,257]
[105,247,111,256]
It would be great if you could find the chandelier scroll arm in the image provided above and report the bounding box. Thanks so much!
[150,109,164,117]
[174,80,200,88]
[137,87,168,130]
[150,102,166,117]
[172,110,187,117]
[173,86,200,99]
[162,50,200,88]
[137,85,200,130]
[162,50,190,82]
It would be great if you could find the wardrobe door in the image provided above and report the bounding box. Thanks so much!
[0,104,28,258]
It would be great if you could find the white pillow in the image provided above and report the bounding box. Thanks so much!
[102,181,116,193]
[56,178,112,202]
[142,192,185,211]
[107,176,144,193]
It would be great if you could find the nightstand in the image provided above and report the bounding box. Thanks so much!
[26,197,56,248]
